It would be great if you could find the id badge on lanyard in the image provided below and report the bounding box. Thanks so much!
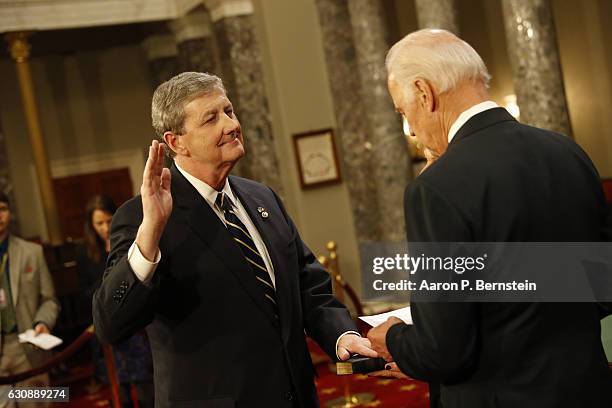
[0,253,8,309]
[0,288,6,309]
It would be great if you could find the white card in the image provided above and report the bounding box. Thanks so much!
[358,306,413,327]
[18,329,63,350]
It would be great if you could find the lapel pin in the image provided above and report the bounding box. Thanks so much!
[261,211,269,219]
[257,207,264,213]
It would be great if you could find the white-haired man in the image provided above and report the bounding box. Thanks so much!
[368,29,612,408]
[93,72,376,408]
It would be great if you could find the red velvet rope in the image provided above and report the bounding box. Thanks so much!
[0,325,94,385]
[338,279,364,317]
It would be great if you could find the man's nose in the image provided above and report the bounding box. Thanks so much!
[222,112,239,133]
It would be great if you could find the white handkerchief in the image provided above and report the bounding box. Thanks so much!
[18,329,63,350]
[359,306,413,327]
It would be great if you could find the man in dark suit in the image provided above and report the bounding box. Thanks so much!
[93,72,376,408]
[368,29,612,407]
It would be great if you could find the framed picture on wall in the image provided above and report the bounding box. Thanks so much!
[293,128,342,189]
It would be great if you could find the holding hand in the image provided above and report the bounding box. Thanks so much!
[368,362,410,379]
[34,323,49,336]
[366,316,403,362]
[421,147,440,173]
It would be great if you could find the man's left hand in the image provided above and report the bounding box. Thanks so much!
[367,316,404,362]
[34,323,49,336]
[337,334,378,361]
[369,362,410,379]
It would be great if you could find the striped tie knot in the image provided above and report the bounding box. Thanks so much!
[215,192,233,214]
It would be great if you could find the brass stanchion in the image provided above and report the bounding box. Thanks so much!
[5,32,63,244]
[323,241,375,408]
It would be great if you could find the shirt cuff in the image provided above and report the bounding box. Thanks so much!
[335,330,361,360]
[128,241,161,283]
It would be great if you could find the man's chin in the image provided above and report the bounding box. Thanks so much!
[232,141,245,156]
[226,145,245,162]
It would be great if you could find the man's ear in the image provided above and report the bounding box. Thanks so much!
[413,78,436,113]
[163,132,186,156]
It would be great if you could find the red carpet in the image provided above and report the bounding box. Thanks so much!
[50,341,429,407]
[311,339,430,408]
[315,365,430,407]
[50,364,111,407]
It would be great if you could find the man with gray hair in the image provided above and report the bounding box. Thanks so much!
[93,72,375,407]
[368,29,612,407]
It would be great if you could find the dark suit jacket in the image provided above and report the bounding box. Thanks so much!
[93,166,357,408]
[387,108,612,407]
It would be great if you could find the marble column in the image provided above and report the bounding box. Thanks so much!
[204,0,283,194]
[142,34,180,89]
[414,0,459,34]
[501,0,572,136]
[347,0,412,242]
[315,0,383,244]
[169,10,219,75]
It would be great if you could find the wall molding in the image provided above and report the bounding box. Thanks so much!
[50,149,145,196]
[0,0,201,32]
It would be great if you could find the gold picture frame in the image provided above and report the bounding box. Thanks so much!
[293,128,342,189]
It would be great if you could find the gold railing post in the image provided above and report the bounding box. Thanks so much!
[323,241,376,408]
[325,241,345,304]
[6,32,63,244]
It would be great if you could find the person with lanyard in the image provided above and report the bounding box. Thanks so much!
[0,192,60,408]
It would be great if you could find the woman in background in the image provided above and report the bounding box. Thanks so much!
[77,194,154,408]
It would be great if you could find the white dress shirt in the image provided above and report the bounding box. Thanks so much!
[448,100,499,143]
[127,164,357,358]
[128,163,276,286]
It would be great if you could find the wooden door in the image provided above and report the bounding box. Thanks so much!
[53,168,133,241]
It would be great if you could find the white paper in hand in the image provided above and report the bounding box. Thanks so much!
[359,306,413,327]
[18,329,63,350]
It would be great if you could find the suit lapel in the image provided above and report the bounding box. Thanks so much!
[230,177,293,338]
[170,167,279,328]
[8,236,22,306]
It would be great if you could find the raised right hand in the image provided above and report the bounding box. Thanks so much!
[135,140,172,261]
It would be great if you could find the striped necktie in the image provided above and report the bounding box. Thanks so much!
[215,192,279,320]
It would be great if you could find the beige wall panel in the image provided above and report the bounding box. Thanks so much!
[0,45,153,239]
[553,0,612,177]
[253,0,363,294]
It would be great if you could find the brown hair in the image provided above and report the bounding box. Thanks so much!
[83,194,117,263]
[0,192,10,208]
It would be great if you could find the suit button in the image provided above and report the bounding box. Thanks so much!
[284,391,293,401]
